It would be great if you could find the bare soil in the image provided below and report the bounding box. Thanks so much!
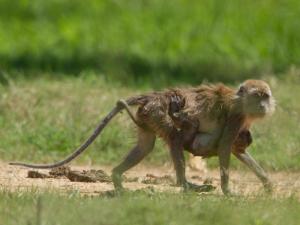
[1,161,300,198]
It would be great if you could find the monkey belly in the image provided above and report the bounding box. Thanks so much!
[185,130,253,157]
[185,133,219,158]
[185,146,218,158]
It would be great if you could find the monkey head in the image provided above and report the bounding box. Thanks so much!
[237,80,275,118]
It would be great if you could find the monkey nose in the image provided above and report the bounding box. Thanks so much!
[260,101,267,108]
[259,103,267,112]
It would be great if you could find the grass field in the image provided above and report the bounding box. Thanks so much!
[1,0,300,82]
[1,1,300,223]
[1,190,300,225]
[0,71,299,170]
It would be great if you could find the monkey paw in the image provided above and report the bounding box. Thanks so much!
[169,95,184,113]
[111,172,123,189]
[263,181,273,194]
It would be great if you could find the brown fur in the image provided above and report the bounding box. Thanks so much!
[10,80,275,195]
[126,84,235,139]
[129,84,252,158]
[170,80,275,194]
[124,80,274,194]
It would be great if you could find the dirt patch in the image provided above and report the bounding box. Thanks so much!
[49,166,71,177]
[67,170,111,183]
[141,174,175,185]
[28,167,113,183]
[27,170,51,179]
[26,167,215,193]
[27,166,141,183]
[1,161,300,198]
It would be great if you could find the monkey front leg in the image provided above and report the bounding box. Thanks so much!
[218,146,232,195]
[168,131,190,187]
[170,143,187,186]
[217,116,244,195]
[171,147,212,192]
[169,133,214,192]
[233,151,272,192]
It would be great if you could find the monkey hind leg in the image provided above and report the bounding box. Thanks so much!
[112,128,156,190]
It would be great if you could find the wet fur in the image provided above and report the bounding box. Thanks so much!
[10,80,274,195]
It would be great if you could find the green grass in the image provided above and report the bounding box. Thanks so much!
[0,72,299,170]
[0,190,299,225]
[1,2,300,223]
[1,0,300,82]
[0,72,169,165]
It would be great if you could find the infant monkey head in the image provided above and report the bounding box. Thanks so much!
[237,80,275,118]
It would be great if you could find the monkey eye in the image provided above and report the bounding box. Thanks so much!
[252,92,260,98]
[237,86,245,96]
[253,92,269,99]
[261,93,270,99]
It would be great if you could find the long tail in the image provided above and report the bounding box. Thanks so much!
[9,105,123,169]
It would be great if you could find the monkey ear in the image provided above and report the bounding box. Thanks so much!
[237,85,246,96]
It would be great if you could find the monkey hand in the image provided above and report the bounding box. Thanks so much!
[169,94,185,112]
[168,94,186,122]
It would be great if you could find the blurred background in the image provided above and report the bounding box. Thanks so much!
[1,0,300,83]
[0,0,299,170]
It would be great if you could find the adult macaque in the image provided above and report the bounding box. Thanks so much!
[168,80,275,194]
[10,80,275,195]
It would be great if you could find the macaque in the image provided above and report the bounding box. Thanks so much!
[11,80,275,195]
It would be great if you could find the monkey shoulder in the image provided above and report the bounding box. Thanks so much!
[179,86,234,125]
[190,84,234,113]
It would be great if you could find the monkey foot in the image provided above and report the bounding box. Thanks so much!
[184,182,216,193]
[111,172,123,190]
[263,182,273,194]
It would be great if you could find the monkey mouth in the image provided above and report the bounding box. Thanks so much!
[247,107,269,118]
[261,104,275,116]
[254,107,275,117]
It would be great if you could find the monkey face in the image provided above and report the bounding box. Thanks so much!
[237,80,276,117]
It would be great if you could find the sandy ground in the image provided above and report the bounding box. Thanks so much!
[1,161,300,198]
